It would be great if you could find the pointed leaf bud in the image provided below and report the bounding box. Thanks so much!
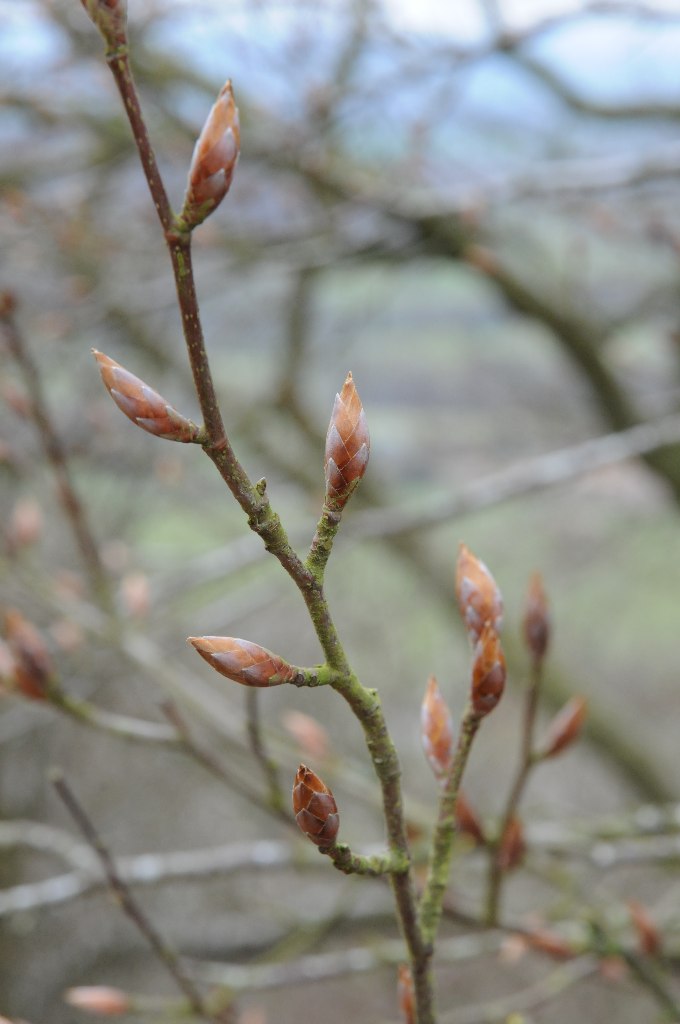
[470,623,506,718]
[540,695,587,759]
[292,764,339,848]
[421,675,453,781]
[65,986,130,1015]
[397,964,415,1024]
[188,636,299,687]
[455,543,503,642]
[180,81,240,230]
[455,791,485,845]
[628,900,661,957]
[4,609,54,701]
[80,0,127,49]
[497,816,525,871]
[93,351,200,442]
[324,372,370,511]
[523,572,550,664]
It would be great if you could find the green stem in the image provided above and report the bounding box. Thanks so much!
[306,505,343,582]
[324,842,408,877]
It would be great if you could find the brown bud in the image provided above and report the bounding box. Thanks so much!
[6,497,43,552]
[455,543,503,642]
[4,610,54,701]
[80,0,127,49]
[421,675,453,781]
[540,696,587,759]
[324,372,370,510]
[65,986,130,1015]
[181,80,240,230]
[455,791,485,845]
[523,572,550,663]
[397,964,415,1024]
[188,636,298,687]
[523,926,575,960]
[292,764,339,848]
[497,816,525,871]
[282,710,330,761]
[470,623,506,718]
[93,350,200,443]
[628,900,661,957]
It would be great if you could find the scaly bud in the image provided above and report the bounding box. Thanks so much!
[628,900,661,957]
[540,696,587,759]
[292,764,339,848]
[523,572,550,663]
[4,609,54,700]
[455,791,485,845]
[94,351,200,443]
[421,675,453,781]
[65,986,130,1015]
[470,622,506,718]
[80,0,127,50]
[397,964,415,1024]
[455,543,503,642]
[324,372,370,511]
[188,636,299,687]
[497,816,525,871]
[180,81,240,230]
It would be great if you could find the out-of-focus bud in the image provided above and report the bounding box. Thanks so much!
[80,0,127,49]
[455,791,485,845]
[523,926,575,960]
[324,373,370,511]
[421,675,453,781]
[281,710,330,761]
[93,351,200,443]
[188,636,299,687]
[180,81,240,231]
[628,900,661,957]
[65,985,130,1015]
[6,497,43,552]
[455,543,503,643]
[470,623,506,719]
[497,816,525,872]
[523,572,550,664]
[119,571,151,619]
[397,964,415,1024]
[4,609,54,701]
[292,764,339,848]
[539,695,588,760]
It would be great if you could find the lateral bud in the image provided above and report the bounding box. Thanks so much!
[628,900,661,957]
[324,372,370,511]
[80,0,127,49]
[470,622,506,718]
[497,815,526,871]
[292,764,339,848]
[180,80,240,231]
[455,543,503,643]
[539,695,587,759]
[188,636,298,687]
[397,963,415,1024]
[523,571,550,664]
[421,675,453,781]
[4,609,55,701]
[93,350,200,443]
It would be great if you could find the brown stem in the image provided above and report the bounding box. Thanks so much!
[51,770,216,1022]
[245,689,285,813]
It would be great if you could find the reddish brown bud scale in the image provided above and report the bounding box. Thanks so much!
[181,81,240,230]
[397,964,415,1024]
[628,900,661,957]
[65,986,130,1016]
[80,0,127,49]
[540,696,588,759]
[455,543,503,642]
[523,571,550,663]
[93,351,199,443]
[455,791,485,845]
[523,927,575,960]
[324,372,370,510]
[4,609,54,701]
[470,623,506,718]
[497,816,525,872]
[188,636,298,687]
[421,675,453,781]
[292,764,339,848]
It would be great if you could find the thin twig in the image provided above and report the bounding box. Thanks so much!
[51,770,214,1022]
[244,689,286,814]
